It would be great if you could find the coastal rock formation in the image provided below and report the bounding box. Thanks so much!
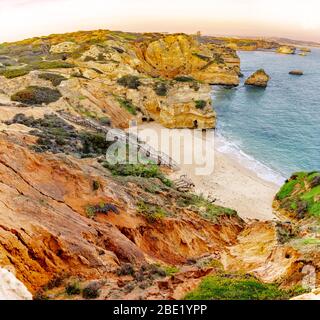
[0,29,319,300]
[277,46,296,54]
[245,69,270,87]
[0,123,244,295]
[292,289,320,300]
[136,34,240,86]
[50,41,80,54]
[271,172,320,290]
[289,70,304,75]
[300,47,311,53]
[0,30,237,129]
[273,172,320,221]
[202,37,280,52]
[0,268,32,300]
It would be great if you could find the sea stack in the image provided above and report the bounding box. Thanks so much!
[289,70,304,76]
[245,69,270,88]
[300,47,311,53]
[276,45,296,54]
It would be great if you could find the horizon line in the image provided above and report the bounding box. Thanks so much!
[1,27,320,46]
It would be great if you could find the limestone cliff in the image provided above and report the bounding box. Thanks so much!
[0,29,318,300]
[0,30,241,129]
[0,128,244,297]
[135,34,240,85]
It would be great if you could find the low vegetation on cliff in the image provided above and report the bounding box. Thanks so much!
[11,86,62,105]
[185,274,306,300]
[275,172,320,219]
[1,29,317,300]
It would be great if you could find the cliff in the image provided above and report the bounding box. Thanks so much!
[0,30,241,130]
[0,127,244,298]
[273,172,320,221]
[0,29,318,300]
[203,37,280,51]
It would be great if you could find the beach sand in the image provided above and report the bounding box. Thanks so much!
[137,123,279,221]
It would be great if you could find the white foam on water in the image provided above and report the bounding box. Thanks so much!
[215,132,286,186]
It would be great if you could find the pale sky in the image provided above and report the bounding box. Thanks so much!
[1,0,320,43]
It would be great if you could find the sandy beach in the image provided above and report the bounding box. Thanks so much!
[137,123,279,221]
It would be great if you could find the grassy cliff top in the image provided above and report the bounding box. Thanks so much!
[275,171,320,219]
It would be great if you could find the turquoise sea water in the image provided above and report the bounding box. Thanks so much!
[213,49,320,185]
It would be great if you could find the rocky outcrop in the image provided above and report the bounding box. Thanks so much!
[50,42,80,54]
[0,31,238,129]
[277,46,296,54]
[1,29,318,301]
[0,268,32,300]
[245,69,270,87]
[289,70,304,75]
[135,34,240,86]
[0,128,244,295]
[292,289,320,300]
[205,37,280,52]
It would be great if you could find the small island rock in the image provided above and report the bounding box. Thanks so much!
[245,69,270,87]
[289,70,304,76]
[276,45,296,55]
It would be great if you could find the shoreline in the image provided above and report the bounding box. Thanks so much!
[137,123,279,221]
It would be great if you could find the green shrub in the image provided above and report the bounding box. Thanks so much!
[178,194,237,221]
[65,281,81,296]
[154,82,168,96]
[99,116,111,126]
[6,114,112,157]
[0,68,30,79]
[184,274,306,300]
[31,60,74,70]
[276,171,320,219]
[137,201,169,223]
[117,75,141,89]
[276,179,298,200]
[164,266,180,276]
[117,263,135,276]
[85,203,119,219]
[309,201,320,217]
[85,206,96,219]
[80,131,112,156]
[38,73,67,86]
[92,180,100,191]
[195,100,207,109]
[174,76,195,82]
[82,282,101,299]
[11,86,62,105]
[103,163,172,187]
[83,56,96,62]
[117,97,137,115]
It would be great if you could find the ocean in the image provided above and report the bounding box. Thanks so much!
[213,48,320,185]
